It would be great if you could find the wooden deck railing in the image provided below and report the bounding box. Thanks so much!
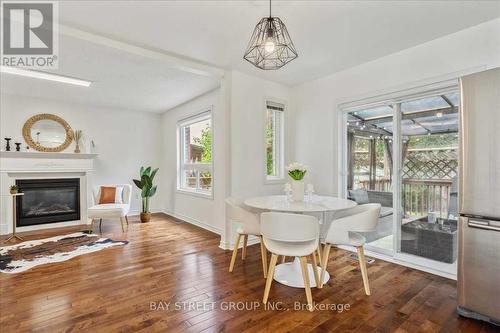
[358,178,453,218]
[402,179,452,218]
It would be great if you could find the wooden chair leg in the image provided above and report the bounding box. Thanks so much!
[89,219,95,233]
[229,234,242,272]
[263,254,278,304]
[99,218,103,233]
[119,217,125,233]
[281,255,286,264]
[125,215,129,225]
[259,236,268,278]
[299,256,313,312]
[312,249,318,266]
[319,244,331,288]
[357,246,371,295]
[310,252,320,288]
[241,235,248,260]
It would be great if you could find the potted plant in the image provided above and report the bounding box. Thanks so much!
[9,185,19,195]
[286,162,308,201]
[133,166,159,223]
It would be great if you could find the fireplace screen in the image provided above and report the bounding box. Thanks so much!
[16,178,80,227]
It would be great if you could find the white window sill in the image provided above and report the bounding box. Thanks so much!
[264,177,286,185]
[176,188,213,200]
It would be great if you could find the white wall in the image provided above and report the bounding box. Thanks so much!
[159,71,292,248]
[293,18,500,196]
[0,69,293,249]
[230,71,293,198]
[221,71,293,247]
[160,88,228,236]
[0,93,163,213]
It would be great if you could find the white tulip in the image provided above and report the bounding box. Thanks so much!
[286,162,308,172]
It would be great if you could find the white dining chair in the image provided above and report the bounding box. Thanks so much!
[226,198,268,278]
[261,212,320,311]
[319,203,381,294]
[88,184,132,233]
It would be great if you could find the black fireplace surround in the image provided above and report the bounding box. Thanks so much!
[16,178,80,227]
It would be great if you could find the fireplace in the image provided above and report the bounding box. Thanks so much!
[16,178,81,227]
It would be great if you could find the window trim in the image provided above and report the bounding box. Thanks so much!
[263,98,287,185]
[177,108,214,199]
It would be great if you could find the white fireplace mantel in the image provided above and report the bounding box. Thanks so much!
[0,151,98,173]
[0,151,98,235]
[0,151,99,159]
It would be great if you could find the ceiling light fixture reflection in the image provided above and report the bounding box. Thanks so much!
[0,66,92,87]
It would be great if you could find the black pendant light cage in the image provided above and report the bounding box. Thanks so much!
[243,1,298,70]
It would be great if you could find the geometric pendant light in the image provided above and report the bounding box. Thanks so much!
[243,0,298,70]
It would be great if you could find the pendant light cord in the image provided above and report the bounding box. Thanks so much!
[269,0,272,18]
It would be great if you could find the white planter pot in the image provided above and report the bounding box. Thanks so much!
[291,181,305,202]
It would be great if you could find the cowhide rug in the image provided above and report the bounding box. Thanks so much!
[0,232,128,274]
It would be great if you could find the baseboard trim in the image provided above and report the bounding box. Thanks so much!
[336,245,457,280]
[162,209,222,236]
[128,208,164,216]
[219,235,260,251]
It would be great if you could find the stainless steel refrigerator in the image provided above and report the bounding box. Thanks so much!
[458,67,500,325]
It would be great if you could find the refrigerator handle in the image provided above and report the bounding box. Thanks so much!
[468,219,500,232]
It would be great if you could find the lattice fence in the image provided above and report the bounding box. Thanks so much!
[403,149,458,179]
[354,151,369,172]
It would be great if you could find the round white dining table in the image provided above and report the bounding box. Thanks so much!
[244,195,357,288]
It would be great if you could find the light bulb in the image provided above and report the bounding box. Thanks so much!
[264,39,275,53]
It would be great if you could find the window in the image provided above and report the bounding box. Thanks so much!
[178,111,213,196]
[265,101,285,181]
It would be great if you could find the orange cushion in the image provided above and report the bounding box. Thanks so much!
[99,186,117,204]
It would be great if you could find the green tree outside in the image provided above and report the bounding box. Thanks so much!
[193,126,212,162]
[193,126,213,188]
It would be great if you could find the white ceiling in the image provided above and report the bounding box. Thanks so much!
[58,0,500,85]
[0,34,220,113]
[1,1,499,112]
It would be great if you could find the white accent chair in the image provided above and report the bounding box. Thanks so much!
[88,184,132,233]
[227,198,268,278]
[261,212,320,311]
[319,203,381,294]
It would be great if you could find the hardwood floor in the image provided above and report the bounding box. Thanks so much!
[0,214,497,333]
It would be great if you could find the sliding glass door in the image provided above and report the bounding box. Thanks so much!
[345,105,394,254]
[396,92,459,272]
[341,84,460,273]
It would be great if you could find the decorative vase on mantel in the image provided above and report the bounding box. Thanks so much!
[71,130,82,153]
[291,180,305,202]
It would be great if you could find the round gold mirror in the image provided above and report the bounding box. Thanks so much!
[22,114,73,152]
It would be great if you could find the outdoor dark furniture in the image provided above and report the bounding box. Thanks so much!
[401,217,457,263]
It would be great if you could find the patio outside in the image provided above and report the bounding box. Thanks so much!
[346,93,459,263]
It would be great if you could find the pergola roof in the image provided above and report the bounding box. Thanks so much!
[348,92,459,137]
